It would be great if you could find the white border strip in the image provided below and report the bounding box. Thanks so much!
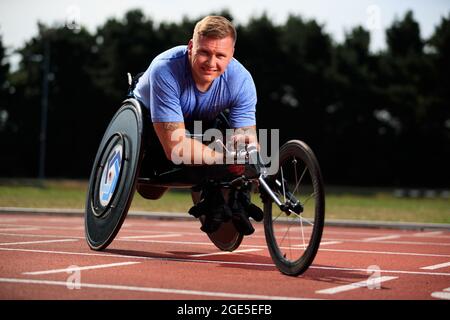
[431,287,450,300]
[0,239,78,246]
[120,234,182,239]
[316,276,398,294]
[1,247,450,277]
[23,261,141,275]
[0,277,310,300]
[421,262,450,270]
[190,249,262,258]
[362,235,401,242]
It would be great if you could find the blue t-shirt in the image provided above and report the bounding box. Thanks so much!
[133,45,257,128]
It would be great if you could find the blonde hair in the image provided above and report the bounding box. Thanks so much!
[193,16,237,44]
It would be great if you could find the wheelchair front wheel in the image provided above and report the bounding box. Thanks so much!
[263,140,325,276]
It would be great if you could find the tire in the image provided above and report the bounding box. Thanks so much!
[191,190,243,252]
[263,140,325,276]
[85,99,144,250]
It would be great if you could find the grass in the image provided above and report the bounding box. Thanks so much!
[0,179,449,224]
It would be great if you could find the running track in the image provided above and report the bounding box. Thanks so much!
[0,213,449,300]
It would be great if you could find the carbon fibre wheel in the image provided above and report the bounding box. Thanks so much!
[263,140,325,276]
[85,99,144,250]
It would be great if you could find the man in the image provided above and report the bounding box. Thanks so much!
[133,16,263,235]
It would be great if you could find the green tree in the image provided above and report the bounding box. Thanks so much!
[426,13,450,186]
[277,15,335,177]
[326,26,388,184]
[93,9,163,104]
[0,34,10,132]
[379,10,444,186]
[235,14,285,132]
[2,23,101,177]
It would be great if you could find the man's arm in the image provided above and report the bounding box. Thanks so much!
[231,125,258,147]
[153,122,224,165]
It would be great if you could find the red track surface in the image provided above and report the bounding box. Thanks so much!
[0,213,449,300]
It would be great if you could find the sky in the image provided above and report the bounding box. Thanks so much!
[0,0,449,54]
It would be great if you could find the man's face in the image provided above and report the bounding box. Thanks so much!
[188,35,235,91]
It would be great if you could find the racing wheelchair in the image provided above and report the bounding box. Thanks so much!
[85,90,325,276]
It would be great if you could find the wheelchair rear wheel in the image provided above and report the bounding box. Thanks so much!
[85,99,144,250]
[192,190,243,252]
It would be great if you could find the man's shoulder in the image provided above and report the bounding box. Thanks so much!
[223,58,255,92]
[150,46,187,71]
[149,46,188,79]
[154,45,187,62]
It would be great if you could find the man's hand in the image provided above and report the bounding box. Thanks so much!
[229,126,259,151]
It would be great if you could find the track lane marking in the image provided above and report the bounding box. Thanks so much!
[189,249,262,258]
[362,235,401,242]
[0,218,19,222]
[315,276,398,295]
[23,261,141,275]
[2,220,449,238]
[120,234,182,239]
[319,248,450,258]
[0,227,40,232]
[421,262,450,270]
[119,239,450,257]
[413,231,443,237]
[293,241,342,247]
[0,233,449,258]
[319,241,342,245]
[0,277,311,300]
[0,223,84,231]
[2,222,449,241]
[2,247,450,277]
[0,239,78,246]
[431,287,450,300]
[2,230,449,247]
[0,232,85,239]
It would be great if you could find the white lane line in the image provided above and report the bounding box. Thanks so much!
[120,234,182,240]
[120,239,450,258]
[23,261,141,275]
[0,232,85,239]
[0,218,19,222]
[362,235,401,242]
[421,262,450,270]
[2,230,448,247]
[310,265,450,277]
[431,287,450,300]
[316,276,398,295]
[293,241,342,248]
[0,227,40,232]
[0,223,83,231]
[190,249,262,258]
[320,248,450,258]
[352,240,450,247]
[319,241,342,246]
[413,231,443,237]
[2,221,448,241]
[0,277,311,300]
[0,239,78,246]
[0,232,449,258]
[316,241,342,246]
[5,221,440,238]
[121,223,134,227]
[2,247,450,277]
